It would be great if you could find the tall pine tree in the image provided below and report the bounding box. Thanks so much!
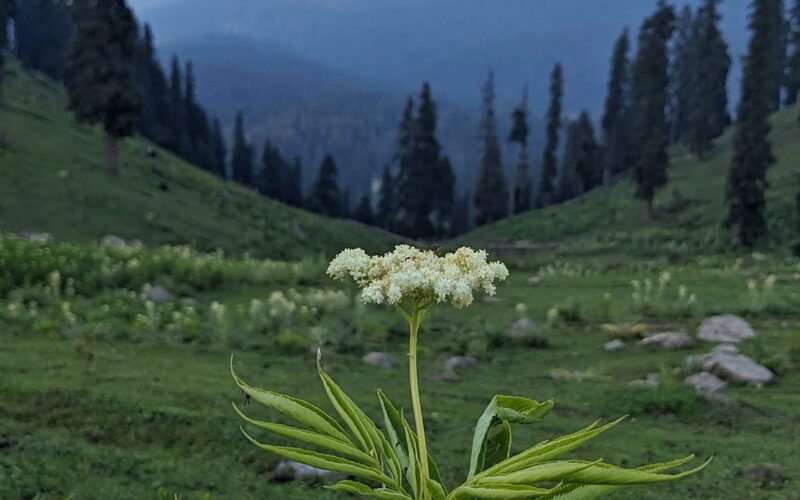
[725,0,780,246]
[601,28,631,184]
[0,0,16,107]
[395,97,416,234]
[474,71,509,225]
[14,0,72,81]
[65,0,141,173]
[630,1,675,223]
[786,0,800,105]
[230,111,253,185]
[308,154,343,217]
[686,0,731,158]
[377,164,398,231]
[209,117,227,179]
[668,6,696,144]
[539,63,563,206]
[509,86,531,214]
[354,192,375,225]
[558,112,599,202]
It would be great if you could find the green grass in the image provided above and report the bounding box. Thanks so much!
[0,59,394,259]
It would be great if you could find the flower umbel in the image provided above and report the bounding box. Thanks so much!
[327,245,508,308]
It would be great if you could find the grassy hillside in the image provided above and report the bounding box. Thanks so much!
[0,59,394,259]
[462,106,800,259]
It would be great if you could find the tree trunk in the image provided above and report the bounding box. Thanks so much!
[105,134,120,174]
[643,197,654,224]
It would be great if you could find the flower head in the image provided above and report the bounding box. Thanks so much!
[327,245,508,308]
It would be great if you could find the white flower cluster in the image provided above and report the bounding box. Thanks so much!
[327,245,508,308]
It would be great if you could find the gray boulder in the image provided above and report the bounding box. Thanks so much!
[697,315,755,343]
[689,352,773,386]
[362,351,394,369]
[145,284,173,303]
[274,460,343,484]
[712,343,739,354]
[628,372,660,388]
[639,332,694,350]
[444,356,479,373]
[604,339,625,352]
[100,235,127,248]
[510,317,537,338]
[684,371,727,397]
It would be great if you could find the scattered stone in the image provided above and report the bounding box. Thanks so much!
[751,251,767,262]
[444,356,478,373]
[19,230,52,244]
[362,351,394,369]
[273,460,343,484]
[145,284,173,303]
[684,371,727,397]
[57,169,69,179]
[628,372,660,388]
[432,370,460,382]
[638,332,695,350]
[483,296,505,304]
[291,220,307,241]
[712,343,739,354]
[739,463,788,489]
[697,314,755,343]
[603,339,625,352]
[550,368,602,382]
[510,317,537,338]
[689,352,773,386]
[100,235,127,248]
[527,275,541,286]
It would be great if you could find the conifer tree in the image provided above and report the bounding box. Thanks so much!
[474,70,509,224]
[786,0,800,105]
[410,82,440,237]
[630,1,675,223]
[65,0,141,174]
[134,23,170,146]
[539,64,563,206]
[210,117,227,179]
[230,111,253,185]
[377,164,397,231]
[257,139,287,200]
[668,6,696,144]
[287,157,304,208]
[726,0,780,246]
[395,97,416,233]
[0,0,16,107]
[308,154,343,217]
[354,192,375,225]
[509,86,531,214]
[432,156,455,237]
[14,0,72,81]
[572,112,600,194]
[686,0,731,158]
[601,28,631,184]
[452,190,472,235]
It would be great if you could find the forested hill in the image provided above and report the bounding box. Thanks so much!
[0,59,395,259]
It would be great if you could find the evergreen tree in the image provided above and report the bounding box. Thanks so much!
[432,156,455,237]
[133,23,169,145]
[65,0,141,174]
[539,63,563,206]
[14,0,71,81]
[474,70,509,224]
[786,0,800,105]
[377,164,397,231]
[557,120,580,203]
[601,28,631,184]
[257,139,287,200]
[167,55,183,151]
[572,112,600,195]
[452,189,472,235]
[668,6,696,144]
[509,86,531,214]
[0,0,16,107]
[230,111,253,185]
[354,192,375,225]
[287,157,304,208]
[686,0,731,158]
[209,117,227,179]
[395,97,416,233]
[725,0,780,246]
[308,154,342,217]
[630,1,675,223]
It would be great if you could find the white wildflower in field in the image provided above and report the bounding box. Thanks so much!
[327,245,508,308]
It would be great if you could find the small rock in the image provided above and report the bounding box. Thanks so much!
[628,372,660,388]
[444,356,478,373]
[751,251,767,262]
[639,332,695,350]
[146,284,173,303]
[100,235,127,248]
[712,343,739,354]
[697,314,755,343]
[291,220,307,241]
[739,463,787,489]
[432,370,460,382]
[19,230,52,244]
[527,275,541,286]
[273,460,343,484]
[57,169,69,179]
[362,351,394,369]
[510,317,537,338]
[684,371,727,397]
[603,339,625,352]
[483,296,505,304]
[689,352,773,386]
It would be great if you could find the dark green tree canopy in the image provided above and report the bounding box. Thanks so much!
[601,28,632,183]
[539,63,564,207]
[474,70,509,225]
[231,111,254,185]
[308,154,343,217]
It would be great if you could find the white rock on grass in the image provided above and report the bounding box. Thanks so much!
[603,339,625,352]
[362,351,394,369]
[712,343,739,354]
[689,352,773,386]
[638,332,694,350]
[444,356,479,373]
[274,460,343,484]
[510,317,537,338]
[684,371,727,397]
[628,372,660,388]
[146,284,173,303]
[697,315,755,343]
[100,234,128,248]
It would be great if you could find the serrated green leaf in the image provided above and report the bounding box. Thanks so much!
[560,456,712,485]
[426,477,447,500]
[317,357,377,453]
[230,357,349,443]
[377,389,411,487]
[450,483,552,499]
[240,427,394,485]
[328,480,413,500]
[468,396,554,478]
[232,402,374,463]
[475,460,601,485]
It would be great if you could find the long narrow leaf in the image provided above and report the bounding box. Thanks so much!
[317,357,377,454]
[476,460,602,486]
[561,456,712,485]
[450,483,552,499]
[328,480,413,500]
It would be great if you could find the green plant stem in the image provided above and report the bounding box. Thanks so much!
[408,301,431,500]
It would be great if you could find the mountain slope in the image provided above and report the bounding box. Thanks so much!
[0,59,394,259]
[461,106,800,259]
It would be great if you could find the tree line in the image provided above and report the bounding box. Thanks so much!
[1,0,798,246]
